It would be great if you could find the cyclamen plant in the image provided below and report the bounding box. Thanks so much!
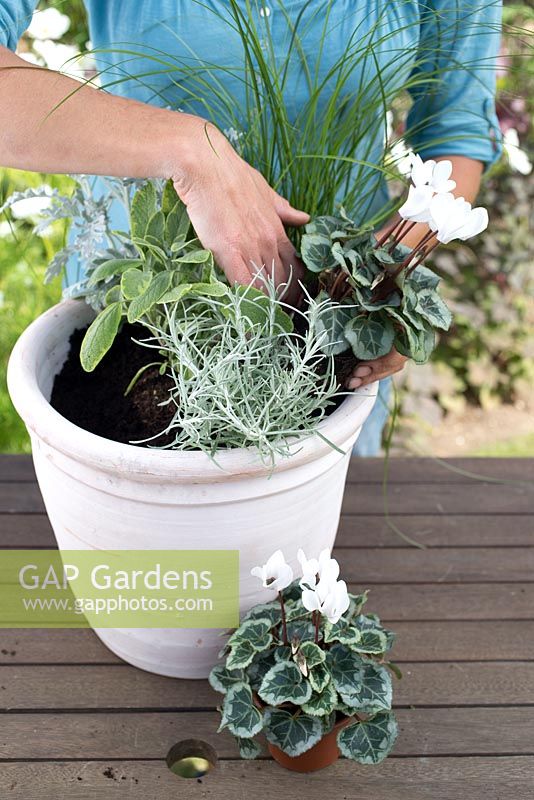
[209,549,398,764]
[301,155,489,366]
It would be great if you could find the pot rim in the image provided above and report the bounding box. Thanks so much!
[7,299,378,482]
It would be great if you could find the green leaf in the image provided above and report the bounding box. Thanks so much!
[296,641,326,670]
[88,258,144,286]
[264,708,323,757]
[324,617,362,646]
[301,682,338,717]
[316,295,354,356]
[300,233,338,272]
[121,268,152,300]
[337,712,398,764]
[127,271,173,323]
[339,662,392,713]
[350,628,388,655]
[208,664,245,695]
[158,283,193,305]
[236,737,262,760]
[229,285,294,334]
[309,661,331,694]
[227,618,273,652]
[130,182,157,240]
[105,285,122,304]
[146,210,165,242]
[219,683,263,738]
[344,313,395,360]
[174,249,212,264]
[258,661,312,706]
[80,302,122,372]
[190,281,229,298]
[226,639,258,670]
[326,644,364,697]
[415,288,453,331]
[166,200,191,246]
[162,179,179,215]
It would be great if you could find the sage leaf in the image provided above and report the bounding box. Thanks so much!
[88,258,143,286]
[80,302,122,372]
[127,271,173,323]
[130,182,157,239]
[121,268,152,300]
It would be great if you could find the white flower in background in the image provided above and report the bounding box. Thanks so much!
[251,550,293,592]
[17,50,41,66]
[9,194,53,220]
[297,548,339,590]
[27,8,70,40]
[390,139,413,178]
[398,184,435,223]
[0,221,13,237]
[32,40,80,74]
[429,193,489,244]
[409,154,456,194]
[503,128,532,176]
[301,576,350,625]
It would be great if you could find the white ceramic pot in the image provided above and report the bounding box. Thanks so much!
[7,300,377,678]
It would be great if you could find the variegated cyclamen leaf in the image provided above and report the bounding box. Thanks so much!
[326,644,365,697]
[309,661,331,694]
[246,651,277,689]
[258,661,312,706]
[408,264,441,291]
[339,662,392,714]
[316,296,355,356]
[208,664,245,695]
[323,616,362,646]
[344,313,395,360]
[300,233,339,272]
[415,288,453,331]
[296,641,326,670]
[227,618,273,651]
[219,683,263,738]
[301,681,338,717]
[349,628,388,655]
[264,708,323,757]
[241,602,281,627]
[226,639,258,670]
[337,712,398,764]
[236,737,262,760]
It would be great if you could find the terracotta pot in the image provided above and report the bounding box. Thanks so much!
[268,717,352,772]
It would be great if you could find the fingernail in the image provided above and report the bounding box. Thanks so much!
[355,366,372,377]
[348,378,362,389]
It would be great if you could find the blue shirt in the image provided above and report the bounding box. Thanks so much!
[2,1,502,248]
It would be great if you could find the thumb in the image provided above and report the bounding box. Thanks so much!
[273,193,310,227]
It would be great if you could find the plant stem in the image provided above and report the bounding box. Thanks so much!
[388,220,417,251]
[374,218,402,249]
[279,592,288,645]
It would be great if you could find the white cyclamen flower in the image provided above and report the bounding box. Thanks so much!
[398,184,434,223]
[410,154,456,194]
[429,194,489,244]
[251,550,293,592]
[301,576,350,625]
[297,548,339,590]
[27,8,70,40]
[503,128,532,175]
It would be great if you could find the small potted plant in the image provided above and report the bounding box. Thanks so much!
[209,548,399,772]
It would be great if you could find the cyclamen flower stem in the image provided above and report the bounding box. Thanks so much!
[278,591,288,645]
[388,220,417,252]
[374,218,403,249]
[406,241,440,276]
[398,229,436,273]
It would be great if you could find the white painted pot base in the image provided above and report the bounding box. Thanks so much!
[8,300,377,678]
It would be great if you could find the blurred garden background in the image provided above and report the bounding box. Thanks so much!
[1,0,532,455]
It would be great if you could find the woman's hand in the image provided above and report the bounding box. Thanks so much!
[172,120,308,305]
[347,349,407,390]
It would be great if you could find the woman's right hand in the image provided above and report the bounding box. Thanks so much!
[171,119,309,305]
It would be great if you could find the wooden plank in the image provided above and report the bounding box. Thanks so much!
[365,583,534,620]
[1,662,533,710]
[3,455,532,486]
[0,515,55,548]
[336,515,534,548]
[1,480,532,515]
[347,457,534,484]
[335,547,534,583]
[0,708,533,758]
[2,620,532,665]
[1,758,533,800]
[341,483,534,515]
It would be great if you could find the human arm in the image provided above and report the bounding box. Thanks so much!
[0,41,308,299]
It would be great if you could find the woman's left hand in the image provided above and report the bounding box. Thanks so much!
[347,348,407,389]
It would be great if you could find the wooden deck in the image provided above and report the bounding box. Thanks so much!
[1,455,533,798]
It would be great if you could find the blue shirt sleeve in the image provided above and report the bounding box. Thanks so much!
[0,1,38,50]
[406,0,503,169]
